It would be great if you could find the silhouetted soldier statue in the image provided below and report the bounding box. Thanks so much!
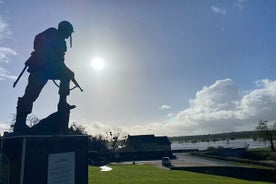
[13,21,78,133]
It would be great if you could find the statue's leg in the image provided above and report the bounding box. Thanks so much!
[57,69,75,112]
[14,72,47,133]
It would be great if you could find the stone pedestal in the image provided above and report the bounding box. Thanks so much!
[0,135,88,184]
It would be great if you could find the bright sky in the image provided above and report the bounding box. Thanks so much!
[1,0,276,136]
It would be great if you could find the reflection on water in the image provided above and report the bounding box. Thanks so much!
[171,138,270,151]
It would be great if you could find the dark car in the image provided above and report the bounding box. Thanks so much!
[161,157,171,166]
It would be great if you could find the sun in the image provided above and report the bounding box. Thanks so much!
[91,57,105,71]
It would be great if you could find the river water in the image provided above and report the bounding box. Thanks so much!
[171,138,271,151]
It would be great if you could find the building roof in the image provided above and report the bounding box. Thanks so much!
[155,136,171,145]
[127,134,171,145]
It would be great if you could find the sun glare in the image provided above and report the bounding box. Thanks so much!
[91,57,105,71]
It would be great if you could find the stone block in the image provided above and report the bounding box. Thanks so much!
[0,135,88,184]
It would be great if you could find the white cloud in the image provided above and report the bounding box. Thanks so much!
[0,11,17,80]
[81,121,112,135]
[125,79,276,136]
[71,121,129,139]
[0,66,17,80]
[0,15,11,42]
[168,113,174,117]
[5,78,275,137]
[159,105,172,110]
[0,47,17,63]
[0,123,10,135]
[233,0,248,11]
[211,5,226,15]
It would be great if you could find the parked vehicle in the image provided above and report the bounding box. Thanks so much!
[161,157,171,166]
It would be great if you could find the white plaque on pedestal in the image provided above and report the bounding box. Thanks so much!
[47,152,75,184]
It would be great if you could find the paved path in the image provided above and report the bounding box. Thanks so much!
[171,153,236,167]
[112,153,237,170]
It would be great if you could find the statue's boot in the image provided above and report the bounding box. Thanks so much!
[57,102,76,112]
[14,110,29,133]
[57,95,76,112]
[13,97,31,134]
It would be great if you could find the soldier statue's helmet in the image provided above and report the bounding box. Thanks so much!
[58,21,74,35]
[58,21,74,47]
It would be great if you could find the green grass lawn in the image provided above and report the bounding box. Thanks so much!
[88,164,273,184]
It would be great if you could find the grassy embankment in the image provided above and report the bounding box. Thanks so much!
[191,148,276,168]
[88,164,273,184]
[247,148,276,161]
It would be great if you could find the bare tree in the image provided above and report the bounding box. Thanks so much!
[68,123,109,153]
[255,120,276,152]
[68,122,87,135]
[106,128,127,152]
[88,135,108,153]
